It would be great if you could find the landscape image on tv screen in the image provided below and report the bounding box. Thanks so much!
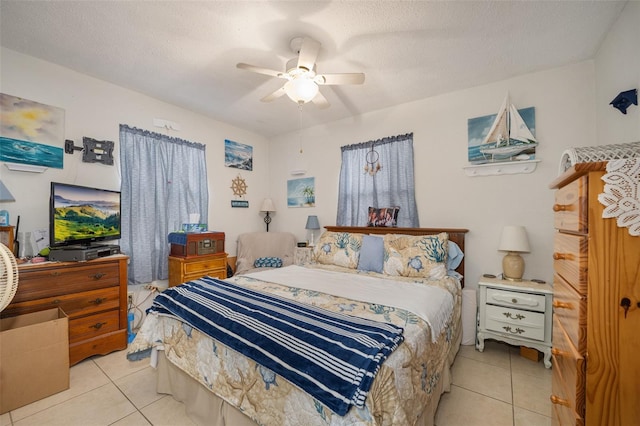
[52,183,121,246]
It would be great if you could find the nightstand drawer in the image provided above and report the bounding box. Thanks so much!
[182,256,226,274]
[485,304,545,341]
[486,288,546,312]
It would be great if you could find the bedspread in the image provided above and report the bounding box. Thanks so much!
[128,267,461,425]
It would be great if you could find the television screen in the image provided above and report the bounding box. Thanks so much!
[50,182,121,247]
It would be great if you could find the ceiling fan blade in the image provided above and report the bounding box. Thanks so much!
[260,86,287,102]
[237,63,284,78]
[316,73,365,85]
[311,90,330,109]
[297,37,321,71]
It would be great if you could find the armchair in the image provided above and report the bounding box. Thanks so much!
[235,231,297,275]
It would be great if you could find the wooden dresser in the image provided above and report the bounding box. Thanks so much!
[168,252,227,287]
[549,162,640,426]
[2,255,128,365]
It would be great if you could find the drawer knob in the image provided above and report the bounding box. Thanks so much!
[552,252,572,260]
[553,204,572,212]
[92,272,106,280]
[511,298,518,304]
[553,300,573,310]
[91,297,107,305]
[90,322,107,330]
[550,395,571,407]
[551,348,566,357]
[51,299,61,305]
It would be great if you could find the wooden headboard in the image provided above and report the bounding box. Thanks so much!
[324,226,469,287]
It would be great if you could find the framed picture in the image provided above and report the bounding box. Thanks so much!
[224,139,253,171]
[287,177,315,208]
[0,93,65,169]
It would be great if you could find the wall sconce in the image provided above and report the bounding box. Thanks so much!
[498,225,530,281]
[260,198,276,232]
[305,215,320,246]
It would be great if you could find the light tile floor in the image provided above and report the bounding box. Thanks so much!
[1,340,551,426]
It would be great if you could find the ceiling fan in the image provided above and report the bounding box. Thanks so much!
[237,36,365,109]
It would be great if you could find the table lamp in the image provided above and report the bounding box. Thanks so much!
[498,225,530,281]
[305,215,320,246]
[260,198,275,232]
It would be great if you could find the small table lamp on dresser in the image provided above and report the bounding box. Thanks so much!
[498,225,530,281]
[305,215,320,246]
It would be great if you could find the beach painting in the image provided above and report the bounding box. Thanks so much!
[0,93,65,168]
[467,106,536,164]
[287,177,315,208]
[224,139,253,171]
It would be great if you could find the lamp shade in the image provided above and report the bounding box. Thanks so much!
[260,198,276,212]
[284,78,319,104]
[305,215,320,230]
[498,226,530,253]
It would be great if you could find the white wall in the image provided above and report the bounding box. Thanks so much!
[268,61,598,289]
[594,0,640,144]
[0,47,271,262]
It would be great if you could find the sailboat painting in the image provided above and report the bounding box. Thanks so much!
[468,95,537,164]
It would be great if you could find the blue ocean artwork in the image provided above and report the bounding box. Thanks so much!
[287,177,315,208]
[467,106,535,164]
[224,139,253,171]
[0,137,64,168]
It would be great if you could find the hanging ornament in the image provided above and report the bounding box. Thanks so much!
[364,144,382,176]
[230,174,248,197]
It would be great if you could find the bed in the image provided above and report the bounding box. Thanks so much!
[128,226,468,426]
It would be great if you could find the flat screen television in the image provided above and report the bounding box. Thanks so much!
[50,182,121,248]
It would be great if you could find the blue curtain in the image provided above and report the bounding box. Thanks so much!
[337,133,419,227]
[119,125,208,284]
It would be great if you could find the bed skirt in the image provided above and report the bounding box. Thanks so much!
[155,317,462,426]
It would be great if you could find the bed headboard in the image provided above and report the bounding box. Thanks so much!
[324,226,469,287]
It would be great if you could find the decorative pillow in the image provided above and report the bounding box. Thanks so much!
[253,257,283,268]
[357,235,384,273]
[383,233,449,278]
[314,231,362,269]
[367,206,400,227]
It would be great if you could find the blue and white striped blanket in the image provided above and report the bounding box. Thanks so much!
[149,277,404,416]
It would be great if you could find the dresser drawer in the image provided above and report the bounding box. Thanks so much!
[485,304,545,341]
[553,274,587,352]
[552,317,585,418]
[182,256,226,274]
[553,175,587,234]
[69,309,120,343]
[1,287,120,319]
[13,262,121,302]
[486,288,546,312]
[553,233,588,294]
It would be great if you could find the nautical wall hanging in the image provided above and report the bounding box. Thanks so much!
[230,174,249,207]
[464,93,540,177]
[610,89,637,115]
[225,139,253,171]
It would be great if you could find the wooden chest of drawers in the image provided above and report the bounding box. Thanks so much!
[3,255,129,365]
[549,162,640,426]
[168,252,227,287]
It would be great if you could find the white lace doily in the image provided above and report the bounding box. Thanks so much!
[598,158,640,236]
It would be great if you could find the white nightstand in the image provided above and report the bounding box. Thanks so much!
[476,277,552,368]
[294,246,314,265]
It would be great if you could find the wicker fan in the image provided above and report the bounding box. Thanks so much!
[0,242,19,312]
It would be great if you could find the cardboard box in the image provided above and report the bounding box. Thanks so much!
[0,308,70,413]
[520,346,542,362]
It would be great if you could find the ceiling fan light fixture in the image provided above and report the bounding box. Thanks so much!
[284,77,318,104]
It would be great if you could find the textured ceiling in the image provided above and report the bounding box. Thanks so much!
[0,1,626,137]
